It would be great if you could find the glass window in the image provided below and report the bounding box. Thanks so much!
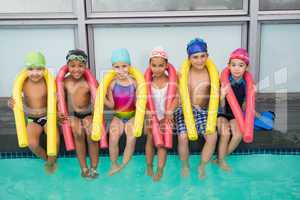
[259,24,300,92]
[91,0,244,13]
[93,24,242,80]
[0,0,73,15]
[0,26,75,97]
[259,0,300,11]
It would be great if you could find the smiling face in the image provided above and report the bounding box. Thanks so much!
[229,58,248,80]
[112,61,130,80]
[67,60,86,80]
[150,57,167,78]
[189,52,208,70]
[27,67,45,82]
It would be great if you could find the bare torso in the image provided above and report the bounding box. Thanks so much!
[64,76,91,113]
[23,78,47,117]
[188,66,210,108]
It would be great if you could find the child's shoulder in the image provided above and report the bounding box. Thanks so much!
[63,76,73,84]
[130,77,137,87]
[108,78,117,89]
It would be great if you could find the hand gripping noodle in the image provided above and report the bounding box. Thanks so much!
[12,68,57,156]
[91,67,147,141]
[56,65,108,150]
[220,67,256,143]
[144,63,177,149]
[179,58,220,141]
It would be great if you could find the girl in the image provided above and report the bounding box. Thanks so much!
[105,48,137,176]
[217,48,256,171]
[145,47,178,181]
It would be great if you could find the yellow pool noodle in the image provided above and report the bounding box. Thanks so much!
[91,67,147,141]
[179,58,219,141]
[12,68,57,156]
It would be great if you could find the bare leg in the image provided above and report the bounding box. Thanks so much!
[27,123,47,161]
[121,117,136,168]
[178,133,190,177]
[43,125,59,174]
[227,119,242,155]
[198,132,217,179]
[216,117,231,171]
[70,117,88,177]
[109,117,124,176]
[153,147,167,181]
[145,128,154,177]
[83,116,99,178]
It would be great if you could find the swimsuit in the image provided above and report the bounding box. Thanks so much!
[112,82,136,122]
[27,116,47,127]
[218,75,246,121]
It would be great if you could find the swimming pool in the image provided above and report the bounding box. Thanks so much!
[0,154,300,200]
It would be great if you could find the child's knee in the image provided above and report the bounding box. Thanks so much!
[232,132,242,141]
[110,121,123,135]
[217,117,230,135]
[178,134,188,146]
[219,127,230,137]
[28,139,39,150]
[73,131,85,140]
[146,133,153,144]
[109,133,120,145]
[206,133,217,145]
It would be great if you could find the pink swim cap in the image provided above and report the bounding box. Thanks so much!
[229,48,249,65]
[149,46,168,60]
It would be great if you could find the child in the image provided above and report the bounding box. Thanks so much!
[105,48,137,176]
[8,52,59,173]
[58,49,99,178]
[145,47,178,181]
[216,48,256,171]
[174,38,217,178]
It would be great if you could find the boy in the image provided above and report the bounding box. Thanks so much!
[8,52,59,173]
[59,49,99,178]
[174,38,217,178]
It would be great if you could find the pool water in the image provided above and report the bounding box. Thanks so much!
[0,154,300,200]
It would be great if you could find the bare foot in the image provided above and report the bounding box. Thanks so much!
[181,166,190,177]
[109,163,122,176]
[90,167,99,179]
[44,162,57,174]
[211,159,218,165]
[81,168,91,179]
[198,164,206,179]
[218,160,231,172]
[153,168,163,182]
[147,165,154,177]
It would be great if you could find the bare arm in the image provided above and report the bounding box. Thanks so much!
[57,81,69,123]
[220,83,229,109]
[104,82,115,109]
[168,83,180,114]
[164,77,180,123]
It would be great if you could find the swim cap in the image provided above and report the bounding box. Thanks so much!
[186,38,208,57]
[149,46,168,60]
[111,48,131,65]
[229,48,249,65]
[66,49,88,64]
[25,52,46,68]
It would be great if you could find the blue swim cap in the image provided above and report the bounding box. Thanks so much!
[111,48,131,65]
[186,38,208,57]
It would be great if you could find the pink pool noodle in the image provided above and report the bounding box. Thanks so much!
[220,67,255,143]
[144,63,177,148]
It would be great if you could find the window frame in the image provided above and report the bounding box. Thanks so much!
[86,0,249,18]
